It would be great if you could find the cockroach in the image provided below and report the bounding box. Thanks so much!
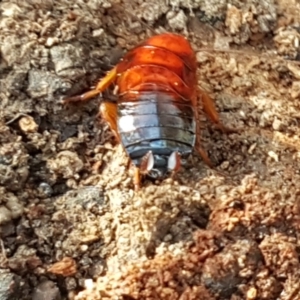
[64,33,233,190]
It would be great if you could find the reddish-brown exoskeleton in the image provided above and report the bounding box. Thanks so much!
[64,33,232,190]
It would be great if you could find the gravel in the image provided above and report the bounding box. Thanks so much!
[1,0,300,299]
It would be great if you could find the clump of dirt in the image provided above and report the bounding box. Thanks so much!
[1,0,300,299]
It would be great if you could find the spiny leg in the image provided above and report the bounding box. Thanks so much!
[196,90,237,180]
[99,101,119,141]
[63,66,118,104]
[195,144,213,168]
[199,88,237,134]
[193,97,214,168]
[133,167,141,191]
[195,97,212,168]
[195,129,230,179]
[89,101,119,173]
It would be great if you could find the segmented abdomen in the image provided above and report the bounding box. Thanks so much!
[117,92,196,166]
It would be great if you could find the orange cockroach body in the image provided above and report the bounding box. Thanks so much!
[64,33,230,190]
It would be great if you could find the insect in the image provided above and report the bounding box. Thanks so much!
[64,33,232,190]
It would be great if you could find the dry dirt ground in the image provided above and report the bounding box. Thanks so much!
[1,0,300,299]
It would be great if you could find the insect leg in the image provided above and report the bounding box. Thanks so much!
[133,166,141,191]
[63,66,118,104]
[195,143,213,168]
[193,96,214,168]
[199,88,237,134]
[99,101,119,141]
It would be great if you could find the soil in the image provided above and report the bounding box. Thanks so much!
[1,0,300,299]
